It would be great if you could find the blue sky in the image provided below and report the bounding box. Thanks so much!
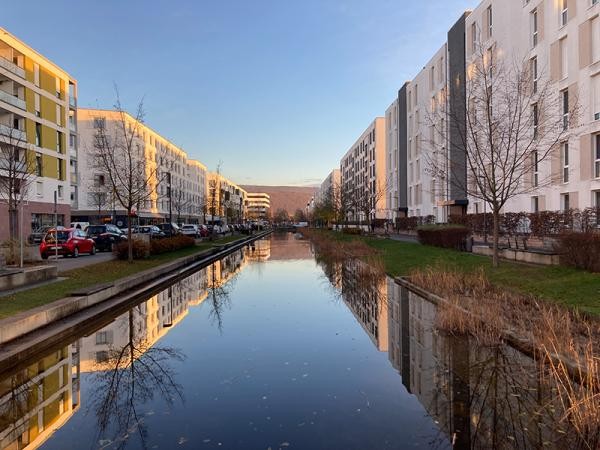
[5,0,476,186]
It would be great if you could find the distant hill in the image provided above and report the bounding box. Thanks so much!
[242,185,317,217]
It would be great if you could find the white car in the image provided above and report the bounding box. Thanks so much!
[180,224,199,237]
[221,224,230,234]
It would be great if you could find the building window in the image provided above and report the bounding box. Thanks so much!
[562,89,569,130]
[562,142,569,183]
[96,331,109,345]
[593,16,600,64]
[95,351,109,363]
[595,135,600,178]
[593,75,600,121]
[93,117,106,129]
[57,185,64,199]
[35,123,41,147]
[57,131,63,153]
[531,9,538,47]
[560,0,568,27]
[471,22,477,53]
[58,159,64,180]
[532,196,539,213]
[533,150,539,187]
[487,6,493,37]
[533,104,539,139]
[562,193,570,211]
[35,153,42,177]
[531,57,538,93]
[36,181,43,196]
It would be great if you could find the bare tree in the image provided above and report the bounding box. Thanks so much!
[91,91,171,262]
[426,38,579,267]
[0,128,35,241]
[87,175,111,224]
[170,185,192,225]
[207,163,222,223]
[345,179,388,231]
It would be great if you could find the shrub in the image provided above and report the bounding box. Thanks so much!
[114,239,150,260]
[149,235,195,255]
[555,231,600,272]
[416,225,470,251]
[342,228,362,236]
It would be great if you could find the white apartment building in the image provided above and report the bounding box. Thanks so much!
[406,45,449,222]
[246,192,270,220]
[465,0,600,214]
[385,99,400,220]
[316,169,341,206]
[75,108,207,226]
[340,118,387,222]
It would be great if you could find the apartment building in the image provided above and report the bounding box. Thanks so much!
[207,172,247,223]
[340,118,387,222]
[0,27,78,240]
[75,108,207,226]
[316,169,341,206]
[385,99,400,220]
[393,13,470,222]
[246,192,271,220]
[464,0,600,213]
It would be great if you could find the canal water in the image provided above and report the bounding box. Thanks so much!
[0,233,572,449]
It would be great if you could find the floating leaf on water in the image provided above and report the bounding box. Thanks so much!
[280,443,290,447]
[178,436,188,445]
[203,439,211,443]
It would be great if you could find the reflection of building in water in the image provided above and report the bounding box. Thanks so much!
[207,249,248,289]
[247,239,271,262]
[386,283,563,449]
[0,344,81,450]
[339,261,388,352]
[79,271,209,373]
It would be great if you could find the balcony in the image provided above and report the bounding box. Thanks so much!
[0,124,26,141]
[70,171,78,184]
[0,90,26,110]
[0,57,25,79]
[69,95,77,108]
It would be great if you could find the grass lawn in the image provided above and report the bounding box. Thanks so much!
[327,231,600,316]
[0,235,247,319]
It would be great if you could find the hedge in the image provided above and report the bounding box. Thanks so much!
[416,225,470,251]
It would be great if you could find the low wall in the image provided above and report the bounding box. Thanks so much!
[0,231,271,345]
[0,266,58,292]
[472,245,560,265]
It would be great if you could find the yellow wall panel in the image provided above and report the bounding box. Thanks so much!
[42,153,57,179]
[25,118,36,146]
[24,87,35,114]
[24,57,34,83]
[41,124,57,152]
[41,96,56,124]
[40,67,55,96]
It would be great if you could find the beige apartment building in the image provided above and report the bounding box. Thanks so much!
[246,192,270,220]
[340,118,387,223]
[0,27,78,240]
[75,108,207,226]
[385,99,400,220]
[207,172,247,223]
[464,0,600,214]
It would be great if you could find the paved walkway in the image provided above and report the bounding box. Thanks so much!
[45,251,115,274]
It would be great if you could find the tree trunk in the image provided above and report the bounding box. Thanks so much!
[492,207,500,268]
[127,211,133,263]
[8,208,18,241]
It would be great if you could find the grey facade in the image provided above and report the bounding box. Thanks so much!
[447,12,470,210]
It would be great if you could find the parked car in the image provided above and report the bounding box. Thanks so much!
[40,228,96,259]
[157,223,181,237]
[137,225,166,238]
[70,221,90,231]
[28,225,54,244]
[180,224,200,237]
[86,224,127,252]
[221,224,230,234]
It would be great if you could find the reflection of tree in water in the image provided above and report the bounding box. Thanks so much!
[205,251,245,333]
[88,306,185,450]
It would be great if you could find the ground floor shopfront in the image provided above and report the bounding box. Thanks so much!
[0,201,70,241]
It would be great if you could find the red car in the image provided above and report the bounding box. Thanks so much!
[40,228,96,259]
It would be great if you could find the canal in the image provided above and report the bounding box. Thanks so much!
[0,233,578,449]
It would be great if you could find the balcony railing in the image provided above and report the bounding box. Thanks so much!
[0,90,26,110]
[0,124,26,141]
[0,57,25,79]
[69,95,77,108]
[70,171,78,184]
